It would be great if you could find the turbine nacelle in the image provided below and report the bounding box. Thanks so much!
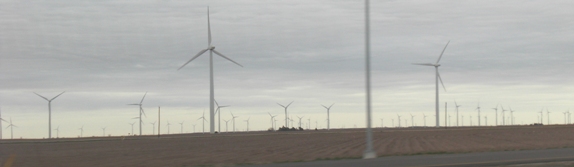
[209,46,215,50]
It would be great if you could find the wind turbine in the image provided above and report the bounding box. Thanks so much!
[412,41,450,127]
[244,117,250,131]
[129,122,135,135]
[476,103,481,126]
[54,126,60,138]
[547,109,551,124]
[492,104,498,126]
[6,118,17,139]
[409,113,415,126]
[101,127,106,137]
[380,118,384,128]
[128,92,147,136]
[150,121,156,135]
[501,106,507,125]
[167,121,171,134]
[397,114,402,127]
[0,108,6,139]
[179,121,184,133]
[214,100,229,133]
[192,124,196,133]
[538,108,544,124]
[297,116,304,128]
[509,107,515,125]
[307,118,311,130]
[198,111,207,133]
[423,113,428,127]
[34,91,65,138]
[267,112,277,130]
[178,7,244,134]
[223,119,230,132]
[78,126,84,137]
[321,103,334,130]
[455,101,461,126]
[277,101,293,127]
[231,112,239,132]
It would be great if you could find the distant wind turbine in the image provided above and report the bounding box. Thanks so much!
[412,41,450,127]
[492,104,499,126]
[198,111,207,133]
[231,112,239,132]
[179,121,184,133]
[223,119,230,132]
[244,117,250,131]
[297,116,304,128]
[167,121,171,134]
[178,7,244,134]
[277,101,294,127]
[6,118,17,139]
[476,102,481,126]
[268,112,277,130]
[455,101,461,126]
[34,91,65,139]
[150,121,156,135]
[509,107,515,125]
[54,126,60,138]
[101,127,107,136]
[0,108,6,140]
[547,109,551,124]
[321,103,334,130]
[423,114,428,127]
[78,126,84,137]
[129,122,135,135]
[397,114,402,127]
[409,113,415,126]
[214,100,229,133]
[128,92,147,136]
[501,106,507,125]
[538,108,544,124]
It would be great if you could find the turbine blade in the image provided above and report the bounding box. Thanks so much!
[127,104,140,105]
[140,92,147,104]
[50,91,66,101]
[411,63,435,66]
[212,50,243,67]
[436,40,450,64]
[437,71,446,92]
[214,99,219,106]
[141,107,147,118]
[277,103,286,108]
[178,49,209,70]
[220,105,229,108]
[329,103,334,108]
[321,104,327,109]
[286,101,294,108]
[34,92,49,101]
[207,6,212,46]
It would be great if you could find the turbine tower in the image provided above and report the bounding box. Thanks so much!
[268,112,277,130]
[34,91,65,139]
[101,127,106,136]
[6,118,17,139]
[198,111,207,133]
[321,103,334,130]
[129,122,135,135]
[244,117,250,131]
[78,126,84,137]
[297,116,304,128]
[412,41,450,127]
[128,92,147,136]
[277,101,293,127]
[0,108,6,139]
[547,109,551,124]
[231,112,239,132]
[214,100,229,133]
[179,121,184,133]
[423,113,427,127]
[501,106,507,125]
[150,121,156,135]
[476,103,481,126]
[178,7,244,134]
[409,113,415,126]
[223,119,230,132]
[509,107,515,125]
[54,126,60,138]
[492,104,498,126]
[455,101,461,126]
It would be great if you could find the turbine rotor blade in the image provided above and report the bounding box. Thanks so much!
[436,40,450,64]
[141,107,147,117]
[50,91,66,101]
[412,63,435,66]
[178,49,209,70]
[286,101,294,108]
[140,92,147,104]
[277,103,286,108]
[212,50,243,67]
[437,71,446,92]
[34,92,49,101]
[127,104,140,105]
[207,7,211,46]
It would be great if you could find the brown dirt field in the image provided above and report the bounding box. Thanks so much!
[2,125,574,167]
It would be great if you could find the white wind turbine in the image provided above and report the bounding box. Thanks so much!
[34,91,65,139]
[54,126,60,138]
[178,7,244,134]
[129,122,135,135]
[267,112,277,130]
[244,117,250,131]
[6,118,17,139]
[455,101,461,126]
[150,121,156,135]
[128,92,147,136]
[101,127,107,137]
[179,121,184,133]
[223,119,230,132]
[277,101,294,127]
[547,109,551,124]
[409,113,415,126]
[214,100,229,133]
[509,107,515,125]
[423,113,428,127]
[501,106,507,125]
[538,108,544,124]
[492,104,499,126]
[167,121,171,134]
[321,103,334,130]
[476,102,481,126]
[78,126,84,137]
[197,112,207,133]
[0,108,6,139]
[397,114,402,127]
[231,112,239,132]
[380,118,384,128]
[297,116,304,128]
[412,41,450,128]
[192,124,196,133]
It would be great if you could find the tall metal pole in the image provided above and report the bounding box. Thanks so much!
[158,106,161,138]
[363,0,376,159]
[444,102,447,128]
[435,67,439,127]
[49,101,52,138]
[139,106,142,135]
[209,50,215,134]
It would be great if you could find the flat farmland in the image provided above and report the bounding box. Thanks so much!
[2,125,574,167]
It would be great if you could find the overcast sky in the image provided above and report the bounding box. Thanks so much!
[1,0,573,138]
